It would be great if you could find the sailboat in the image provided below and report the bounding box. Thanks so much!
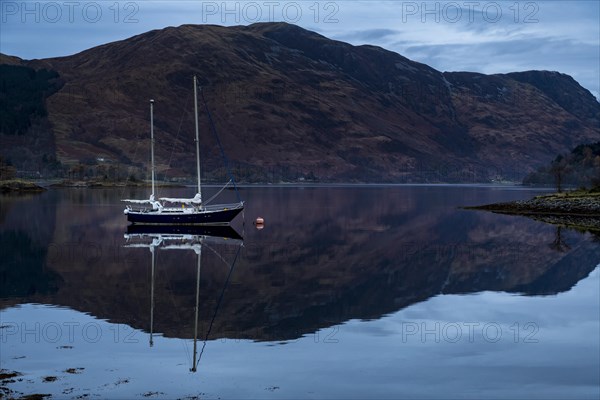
[123,76,244,225]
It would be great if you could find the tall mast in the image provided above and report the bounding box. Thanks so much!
[150,99,155,200]
[193,76,202,201]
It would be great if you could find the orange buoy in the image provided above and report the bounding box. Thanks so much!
[255,217,265,229]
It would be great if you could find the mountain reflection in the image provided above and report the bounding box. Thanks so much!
[1,187,599,342]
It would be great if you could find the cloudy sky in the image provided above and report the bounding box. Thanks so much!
[1,1,599,98]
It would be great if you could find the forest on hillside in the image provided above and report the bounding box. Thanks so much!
[0,65,62,135]
[523,142,600,190]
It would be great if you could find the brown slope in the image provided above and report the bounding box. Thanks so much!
[0,53,24,65]
[10,23,600,182]
[444,71,600,179]
[506,70,600,123]
[35,23,469,181]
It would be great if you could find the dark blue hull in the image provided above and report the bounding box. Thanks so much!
[127,207,243,225]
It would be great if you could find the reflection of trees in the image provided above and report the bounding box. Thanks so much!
[549,227,570,252]
[530,215,600,244]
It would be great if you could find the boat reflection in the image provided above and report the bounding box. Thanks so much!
[124,225,243,372]
[126,224,244,240]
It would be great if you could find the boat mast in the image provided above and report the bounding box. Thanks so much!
[150,99,156,200]
[193,76,202,202]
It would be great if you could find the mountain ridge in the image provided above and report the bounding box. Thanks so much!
[1,22,598,182]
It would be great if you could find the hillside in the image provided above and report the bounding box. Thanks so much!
[523,142,600,189]
[1,23,599,182]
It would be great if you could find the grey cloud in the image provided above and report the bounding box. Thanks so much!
[336,28,401,43]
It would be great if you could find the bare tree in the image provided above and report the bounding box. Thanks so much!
[550,156,568,193]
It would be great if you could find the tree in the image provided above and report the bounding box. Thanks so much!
[550,156,568,193]
[0,157,16,180]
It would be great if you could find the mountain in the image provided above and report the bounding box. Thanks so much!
[1,23,599,182]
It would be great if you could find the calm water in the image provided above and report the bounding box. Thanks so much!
[1,186,599,399]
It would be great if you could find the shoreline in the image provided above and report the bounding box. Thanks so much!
[48,180,185,188]
[0,179,587,193]
[0,180,46,193]
[464,191,600,218]
[2,179,557,189]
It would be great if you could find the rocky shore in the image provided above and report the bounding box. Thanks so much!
[0,180,46,193]
[466,192,600,217]
[465,191,600,235]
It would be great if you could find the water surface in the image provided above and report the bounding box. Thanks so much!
[1,186,599,399]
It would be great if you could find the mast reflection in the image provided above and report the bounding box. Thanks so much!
[124,225,243,372]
